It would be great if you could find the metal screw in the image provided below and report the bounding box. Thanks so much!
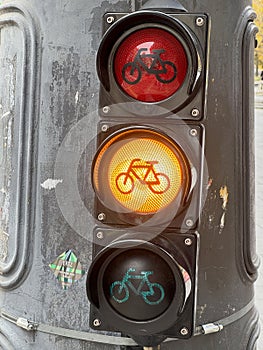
[93,319,101,327]
[186,219,194,227]
[191,108,200,117]
[97,213,106,221]
[190,128,198,137]
[106,16,115,24]
[180,327,189,336]
[102,106,110,114]
[96,231,104,240]
[101,124,109,132]
[196,17,205,27]
[185,238,193,246]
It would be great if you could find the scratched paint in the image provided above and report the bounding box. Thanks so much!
[0,227,8,262]
[219,185,229,210]
[41,178,63,190]
[0,27,18,263]
[219,185,229,232]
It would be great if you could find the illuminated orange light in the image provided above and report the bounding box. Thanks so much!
[93,128,189,215]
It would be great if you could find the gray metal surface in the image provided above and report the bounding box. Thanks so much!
[255,97,263,350]
[0,0,259,349]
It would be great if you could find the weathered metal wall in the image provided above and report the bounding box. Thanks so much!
[0,0,259,349]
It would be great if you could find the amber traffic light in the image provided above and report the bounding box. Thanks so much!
[92,127,191,218]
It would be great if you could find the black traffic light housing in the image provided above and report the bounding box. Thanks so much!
[86,6,209,348]
[87,229,199,346]
[97,10,209,119]
[87,120,204,230]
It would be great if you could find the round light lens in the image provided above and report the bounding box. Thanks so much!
[114,28,188,102]
[93,128,190,215]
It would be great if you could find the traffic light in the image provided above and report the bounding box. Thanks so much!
[86,5,209,348]
[97,10,208,119]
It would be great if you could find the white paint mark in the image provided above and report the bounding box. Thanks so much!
[0,188,6,194]
[1,111,11,119]
[199,304,207,317]
[218,185,229,233]
[75,91,79,104]
[220,212,226,229]
[209,214,214,223]
[0,104,2,109]
[41,178,63,190]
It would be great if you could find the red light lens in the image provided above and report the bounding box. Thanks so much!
[114,28,188,102]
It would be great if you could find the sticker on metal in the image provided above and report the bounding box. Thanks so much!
[49,250,85,290]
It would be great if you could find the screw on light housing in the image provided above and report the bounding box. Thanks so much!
[184,238,193,246]
[190,129,198,137]
[180,327,189,336]
[98,213,106,221]
[101,124,109,132]
[102,106,110,114]
[106,16,115,24]
[186,218,194,227]
[96,231,104,240]
[196,17,205,27]
[93,318,101,327]
[191,108,200,117]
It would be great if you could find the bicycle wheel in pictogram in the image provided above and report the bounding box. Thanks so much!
[143,283,165,305]
[148,173,170,194]
[116,173,134,194]
[156,61,177,83]
[122,62,142,85]
[110,281,129,303]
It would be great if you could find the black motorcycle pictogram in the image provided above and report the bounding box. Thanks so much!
[122,48,177,85]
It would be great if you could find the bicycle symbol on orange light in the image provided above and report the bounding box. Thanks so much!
[115,158,170,195]
[122,48,177,85]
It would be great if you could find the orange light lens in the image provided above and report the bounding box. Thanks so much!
[93,128,189,215]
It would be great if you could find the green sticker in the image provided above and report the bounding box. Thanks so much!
[49,250,85,290]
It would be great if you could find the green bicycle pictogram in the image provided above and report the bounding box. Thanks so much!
[110,268,165,305]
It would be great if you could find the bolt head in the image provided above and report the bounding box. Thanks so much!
[93,319,101,327]
[186,219,194,227]
[102,106,110,114]
[101,124,109,132]
[106,16,114,24]
[96,231,104,240]
[180,327,189,336]
[196,17,205,27]
[191,108,200,117]
[185,238,193,246]
[190,129,198,137]
[97,213,106,221]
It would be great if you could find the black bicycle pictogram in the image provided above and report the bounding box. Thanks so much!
[115,158,170,195]
[122,48,177,85]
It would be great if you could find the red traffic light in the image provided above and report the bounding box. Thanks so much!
[96,10,208,117]
[114,28,188,102]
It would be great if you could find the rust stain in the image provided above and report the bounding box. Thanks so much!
[219,185,229,210]
[219,185,229,233]
[207,178,213,190]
